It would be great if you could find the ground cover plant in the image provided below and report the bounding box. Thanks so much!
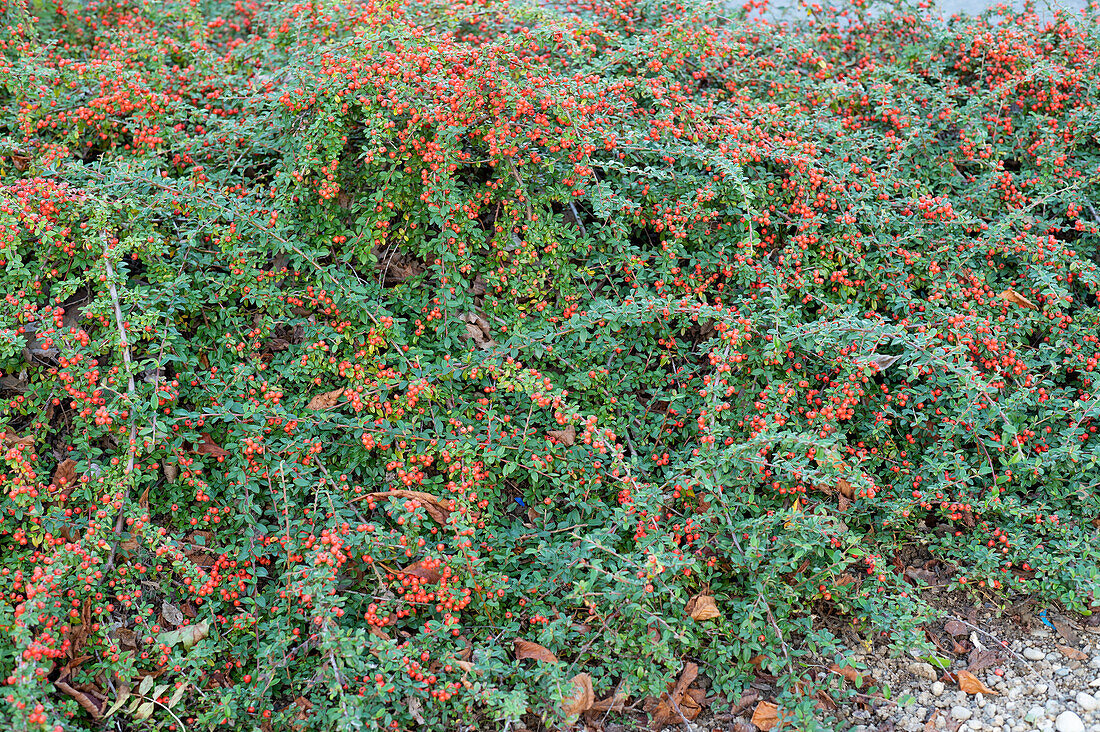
[1,0,1099,729]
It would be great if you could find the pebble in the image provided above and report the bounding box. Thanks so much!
[1025,647,1046,661]
[1055,711,1085,732]
[1075,691,1098,711]
[931,681,946,697]
[1089,677,1100,688]
[1025,707,1045,723]
[909,661,939,680]
[952,706,973,721]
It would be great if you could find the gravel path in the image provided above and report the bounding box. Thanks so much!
[839,618,1100,732]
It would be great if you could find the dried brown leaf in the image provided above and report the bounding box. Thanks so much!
[561,673,594,716]
[547,425,576,446]
[687,594,721,622]
[1052,618,1080,646]
[751,700,780,731]
[957,670,997,695]
[55,680,107,719]
[50,458,77,497]
[195,433,228,459]
[401,558,442,584]
[944,620,967,636]
[999,289,1036,310]
[966,648,1002,673]
[514,639,558,663]
[161,602,184,628]
[1056,644,1088,662]
[588,688,628,713]
[307,388,345,410]
[830,663,871,688]
[356,489,452,524]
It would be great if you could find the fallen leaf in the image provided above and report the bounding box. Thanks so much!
[830,663,871,688]
[924,710,941,732]
[588,687,628,713]
[161,601,184,628]
[307,388,345,410]
[868,353,903,371]
[836,477,854,498]
[645,662,699,730]
[944,620,967,636]
[957,670,997,695]
[514,639,558,663]
[999,289,1036,310]
[1056,644,1087,662]
[547,425,576,446]
[160,620,210,652]
[751,700,780,731]
[686,594,721,621]
[1051,618,1080,646]
[561,673,594,716]
[164,461,179,483]
[966,648,1001,673]
[50,459,78,498]
[401,558,442,584]
[459,312,495,348]
[355,490,452,524]
[195,433,228,459]
[55,679,107,719]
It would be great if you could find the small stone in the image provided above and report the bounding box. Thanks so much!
[1024,707,1044,723]
[1055,711,1085,732]
[1076,691,1098,712]
[967,720,983,730]
[1089,677,1100,688]
[1033,683,1050,695]
[977,692,986,708]
[932,681,946,696]
[1025,647,1046,661]
[952,706,973,721]
[909,661,939,680]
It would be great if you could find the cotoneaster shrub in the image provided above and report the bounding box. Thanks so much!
[0,0,1099,729]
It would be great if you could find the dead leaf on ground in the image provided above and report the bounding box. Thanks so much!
[751,700,780,731]
[401,558,442,584]
[547,425,576,446]
[195,433,229,459]
[55,679,107,719]
[0,431,33,450]
[966,648,1002,673]
[944,620,967,636]
[924,710,941,732]
[161,601,184,628]
[1051,618,1081,646]
[645,662,701,730]
[514,639,558,663]
[685,594,721,622]
[957,670,997,695]
[830,663,872,688]
[50,458,78,499]
[1056,644,1088,662]
[354,489,452,524]
[459,312,495,348]
[161,620,210,652]
[588,687,628,714]
[999,289,1036,310]
[307,388,345,410]
[561,673,594,716]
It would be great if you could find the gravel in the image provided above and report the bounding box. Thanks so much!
[833,610,1100,732]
